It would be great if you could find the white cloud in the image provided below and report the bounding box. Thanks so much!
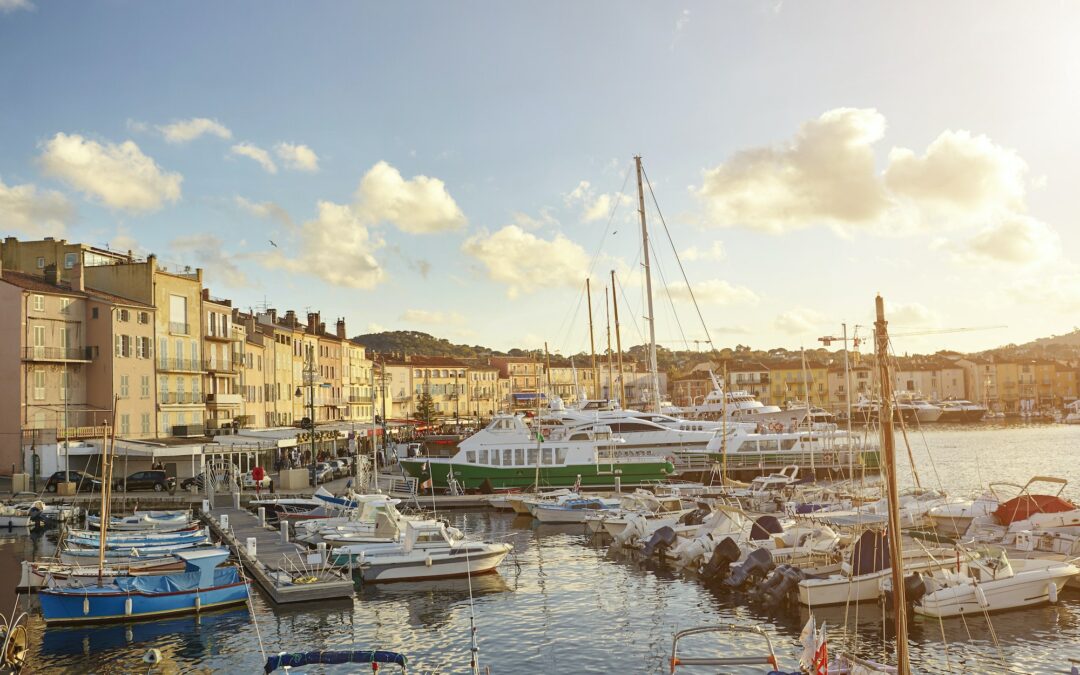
[170,233,250,287]
[353,161,465,234]
[885,301,937,327]
[961,215,1059,265]
[884,130,1027,219]
[461,225,589,298]
[274,142,319,172]
[230,142,277,174]
[1007,273,1080,313]
[235,196,294,228]
[681,241,726,262]
[695,108,890,234]
[109,226,141,254]
[668,279,759,305]
[158,118,232,144]
[566,179,623,223]
[38,133,182,212]
[0,0,32,12]
[262,201,385,289]
[366,322,386,333]
[511,210,557,231]
[399,309,466,325]
[774,308,827,335]
[0,178,74,236]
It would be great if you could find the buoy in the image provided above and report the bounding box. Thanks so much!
[1048,582,1058,603]
[82,596,89,616]
[974,585,989,608]
[124,597,133,616]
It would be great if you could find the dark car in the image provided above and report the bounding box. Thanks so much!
[44,471,103,493]
[115,470,175,492]
[181,473,208,490]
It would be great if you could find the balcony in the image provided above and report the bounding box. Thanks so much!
[204,330,235,343]
[158,358,204,373]
[206,392,243,406]
[169,322,190,335]
[171,424,205,438]
[22,346,94,362]
[204,359,239,374]
[348,395,366,403]
[158,392,206,405]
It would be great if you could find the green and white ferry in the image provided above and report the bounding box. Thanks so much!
[399,414,676,490]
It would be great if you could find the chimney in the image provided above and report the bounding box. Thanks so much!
[285,310,296,327]
[201,288,210,300]
[336,318,346,339]
[267,308,277,324]
[72,262,84,292]
[44,263,61,286]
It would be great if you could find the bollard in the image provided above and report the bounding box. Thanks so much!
[279,520,289,544]
[202,499,211,514]
[246,537,257,558]
[220,514,229,531]
[232,491,241,510]
[257,507,265,527]
[316,542,327,565]
[614,476,621,494]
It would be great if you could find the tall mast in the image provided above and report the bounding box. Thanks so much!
[802,347,815,476]
[586,279,598,400]
[610,270,625,407]
[605,286,614,402]
[635,155,661,413]
[875,295,910,674]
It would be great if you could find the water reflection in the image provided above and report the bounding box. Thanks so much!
[361,575,511,628]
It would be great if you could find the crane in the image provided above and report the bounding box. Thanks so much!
[884,325,1007,339]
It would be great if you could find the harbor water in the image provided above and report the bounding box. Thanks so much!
[4,422,1080,673]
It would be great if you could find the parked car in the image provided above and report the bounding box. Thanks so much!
[328,460,347,477]
[44,471,103,493]
[310,463,334,484]
[115,470,175,492]
[241,470,272,489]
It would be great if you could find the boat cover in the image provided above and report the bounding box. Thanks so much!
[264,650,407,673]
[749,515,783,541]
[48,567,240,595]
[850,529,890,576]
[993,495,1077,526]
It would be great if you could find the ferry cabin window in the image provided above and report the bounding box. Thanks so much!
[514,448,525,465]
[556,447,568,464]
[569,432,590,441]
[466,451,476,463]
[527,448,538,465]
[542,448,553,465]
[758,439,779,452]
[503,448,513,465]
[479,449,489,464]
[491,450,500,466]
[780,439,797,451]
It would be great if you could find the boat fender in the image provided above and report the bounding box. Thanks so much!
[83,596,90,616]
[425,555,433,567]
[195,595,201,612]
[125,596,133,616]
[974,585,989,608]
[1048,582,1058,603]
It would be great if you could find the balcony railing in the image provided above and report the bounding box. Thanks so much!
[204,359,239,373]
[206,392,243,406]
[158,358,204,372]
[204,330,235,342]
[348,396,366,403]
[171,424,205,437]
[158,392,206,405]
[22,346,94,362]
[169,322,190,335]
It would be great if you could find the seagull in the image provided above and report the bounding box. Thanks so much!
[269,239,278,248]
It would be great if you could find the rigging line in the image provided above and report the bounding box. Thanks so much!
[551,280,588,356]
[646,230,691,352]
[614,269,649,347]
[641,164,716,354]
[584,162,634,282]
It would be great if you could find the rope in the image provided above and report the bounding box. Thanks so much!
[232,540,267,664]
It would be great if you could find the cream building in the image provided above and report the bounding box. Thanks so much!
[202,291,241,432]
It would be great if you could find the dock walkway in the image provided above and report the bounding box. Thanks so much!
[201,501,355,605]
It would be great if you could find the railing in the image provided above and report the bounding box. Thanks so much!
[158,392,206,404]
[206,392,243,405]
[168,321,190,335]
[204,359,239,373]
[22,346,94,361]
[55,425,109,440]
[158,358,203,372]
[171,424,205,437]
[203,330,235,341]
[348,396,365,403]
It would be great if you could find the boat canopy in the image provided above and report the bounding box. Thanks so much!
[264,650,407,673]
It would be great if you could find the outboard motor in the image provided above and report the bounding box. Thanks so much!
[754,565,812,609]
[724,547,775,589]
[679,503,711,527]
[701,536,741,583]
[883,571,928,611]
[28,503,46,529]
[642,526,679,558]
[749,515,784,541]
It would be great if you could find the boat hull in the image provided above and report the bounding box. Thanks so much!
[359,546,511,583]
[38,581,249,624]
[798,556,954,607]
[915,564,1079,618]
[400,460,674,490]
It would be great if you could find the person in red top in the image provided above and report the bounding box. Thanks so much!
[252,465,265,496]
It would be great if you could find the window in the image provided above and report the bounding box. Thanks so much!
[527,448,538,465]
[120,414,130,435]
[556,448,568,464]
[64,252,77,269]
[542,448,553,465]
[490,450,500,466]
[119,309,129,322]
[503,448,513,466]
[169,295,187,330]
[141,375,150,398]
[92,307,99,319]
[120,375,130,398]
[36,257,44,269]
[59,371,69,400]
[60,298,71,314]
[32,295,44,311]
[138,311,149,324]
[159,376,168,396]
[466,451,476,463]
[514,448,525,465]
[114,335,123,357]
[479,449,488,464]
[33,370,45,400]
[121,335,132,357]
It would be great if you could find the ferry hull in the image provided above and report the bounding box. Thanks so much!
[400,460,675,490]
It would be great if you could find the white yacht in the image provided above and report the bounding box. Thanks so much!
[678,372,806,426]
[935,399,989,423]
[1064,400,1080,425]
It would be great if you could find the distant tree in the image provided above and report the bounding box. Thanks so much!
[414,392,435,426]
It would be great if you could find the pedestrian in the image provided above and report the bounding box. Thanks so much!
[252,465,265,497]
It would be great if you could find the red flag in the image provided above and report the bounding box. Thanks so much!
[813,623,828,675]
[421,478,433,490]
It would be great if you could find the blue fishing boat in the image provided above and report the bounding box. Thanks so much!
[39,548,249,624]
[264,650,407,673]
[59,541,210,564]
[64,529,208,549]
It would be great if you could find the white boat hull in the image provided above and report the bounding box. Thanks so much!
[799,554,955,606]
[534,506,609,524]
[360,545,511,582]
[0,515,30,528]
[915,561,1080,618]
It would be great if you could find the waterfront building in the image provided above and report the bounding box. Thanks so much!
[892,358,966,401]
[255,309,298,427]
[202,290,242,433]
[671,371,711,407]
[767,359,829,407]
[236,313,267,428]
[726,362,771,404]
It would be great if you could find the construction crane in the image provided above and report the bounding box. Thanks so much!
[884,324,1007,339]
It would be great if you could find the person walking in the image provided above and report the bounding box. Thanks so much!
[252,465,265,497]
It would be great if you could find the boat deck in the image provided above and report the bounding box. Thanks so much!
[200,503,355,605]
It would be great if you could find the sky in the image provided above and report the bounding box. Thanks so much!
[2,1,1079,357]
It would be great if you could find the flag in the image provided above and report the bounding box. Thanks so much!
[421,478,432,490]
[798,615,816,671]
[813,622,828,675]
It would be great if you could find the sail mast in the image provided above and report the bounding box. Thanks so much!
[610,270,626,407]
[586,279,599,400]
[875,295,910,674]
[605,286,614,403]
[635,156,661,413]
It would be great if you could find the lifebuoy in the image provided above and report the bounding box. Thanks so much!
[770,423,783,433]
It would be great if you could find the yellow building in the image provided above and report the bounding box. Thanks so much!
[201,291,242,431]
[767,360,830,407]
[235,313,267,428]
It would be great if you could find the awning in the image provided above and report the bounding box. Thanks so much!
[512,393,547,400]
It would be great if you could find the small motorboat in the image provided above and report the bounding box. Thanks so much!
[928,492,998,537]
[532,497,620,524]
[902,548,1080,618]
[58,542,215,565]
[18,557,186,590]
[336,519,512,583]
[86,510,192,532]
[0,502,42,529]
[39,548,249,624]
[263,649,408,673]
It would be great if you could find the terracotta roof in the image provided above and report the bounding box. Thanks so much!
[383,355,470,367]
[0,270,83,296]
[85,287,155,309]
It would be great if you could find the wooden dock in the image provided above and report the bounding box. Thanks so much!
[200,501,355,605]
